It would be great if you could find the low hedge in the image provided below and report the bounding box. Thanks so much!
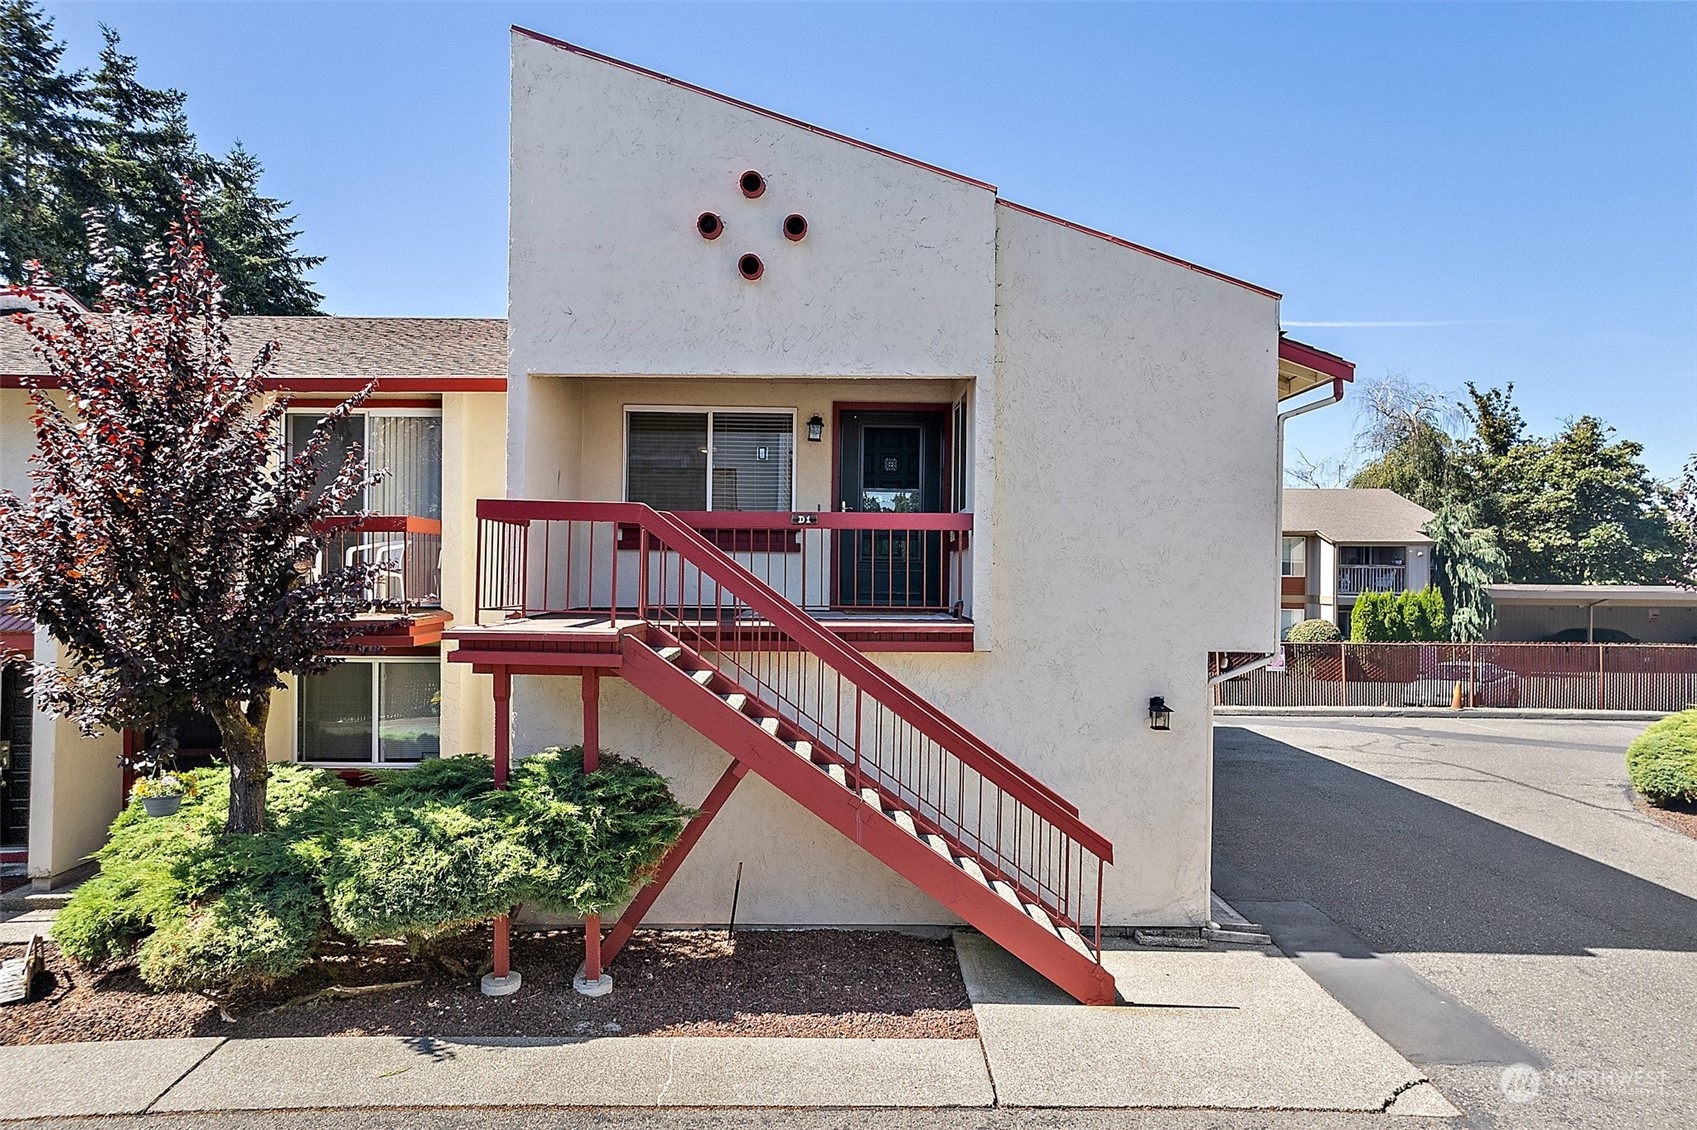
[1626,709,1697,806]
[53,750,690,995]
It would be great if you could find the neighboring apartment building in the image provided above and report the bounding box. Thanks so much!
[1,316,507,877]
[1280,489,1435,638]
[2,28,1357,1005]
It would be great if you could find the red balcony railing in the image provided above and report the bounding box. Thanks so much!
[316,515,443,610]
[477,505,972,622]
[470,500,1109,973]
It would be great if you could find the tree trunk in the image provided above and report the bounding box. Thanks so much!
[208,693,272,834]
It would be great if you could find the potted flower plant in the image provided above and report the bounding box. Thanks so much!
[131,772,196,818]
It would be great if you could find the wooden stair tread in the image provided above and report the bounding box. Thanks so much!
[758,717,781,736]
[690,669,715,686]
[721,693,747,711]
[1023,902,1059,936]
[958,857,990,887]
[859,788,883,809]
[657,646,684,662]
[790,740,814,761]
[1058,926,1095,959]
[891,810,919,837]
[922,833,954,860]
[826,764,847,787]
[990,879,1024,909]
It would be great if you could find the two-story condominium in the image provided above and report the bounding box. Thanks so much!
[2,28,1356,1005]
[1,315,507,874]
[1280,488,1436,637]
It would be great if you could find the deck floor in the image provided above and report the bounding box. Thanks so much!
[447,611,974,652]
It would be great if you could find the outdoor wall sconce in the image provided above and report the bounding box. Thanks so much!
[806,415,824,442]
[1148,696,1173,731]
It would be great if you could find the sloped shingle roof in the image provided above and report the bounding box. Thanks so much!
[1,317,506,380]
[1283,489,1436,545]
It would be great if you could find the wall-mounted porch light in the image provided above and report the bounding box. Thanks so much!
[806,414,824,442]
[1148,696,1173,731]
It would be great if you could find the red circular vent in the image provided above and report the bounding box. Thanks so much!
[738,253,764,281]
[739,170,766,198]
[697,212,723,240]
[783,214,808,242]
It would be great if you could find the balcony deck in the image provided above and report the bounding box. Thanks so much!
[447,609,973,666]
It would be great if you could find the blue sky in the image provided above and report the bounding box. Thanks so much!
[41,1,1696,479]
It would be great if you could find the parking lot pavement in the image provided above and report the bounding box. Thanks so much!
[1214,716,1697,1129]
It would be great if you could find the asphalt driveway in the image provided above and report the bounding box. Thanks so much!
[1214,716,1697,1129]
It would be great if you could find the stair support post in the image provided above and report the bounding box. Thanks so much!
[483,666,521,997]
[602,758,749,965]
[575,667,613,997]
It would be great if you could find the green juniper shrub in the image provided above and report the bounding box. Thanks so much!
[52,764,343,994]
[1285,618,1342,644]
[54,749,691,993]
[1626,709,1697,806]
[500,748,695,919]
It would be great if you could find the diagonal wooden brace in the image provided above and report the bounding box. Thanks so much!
[601,757,749,965]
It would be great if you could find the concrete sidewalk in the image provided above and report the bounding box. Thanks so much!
[0,931,1462,1118]
[955,933,1458,1116]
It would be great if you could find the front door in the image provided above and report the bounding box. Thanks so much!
[836,409,946,609]
[0,670,32,849]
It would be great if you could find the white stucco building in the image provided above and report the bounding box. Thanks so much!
[4,26,1356,1004]
[446,27,1353,1000]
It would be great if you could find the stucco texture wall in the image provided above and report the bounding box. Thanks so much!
[503,34,1281,927]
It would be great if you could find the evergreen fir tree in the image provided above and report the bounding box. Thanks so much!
[203,143,324,314]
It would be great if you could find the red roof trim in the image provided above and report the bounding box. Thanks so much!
[0,375,505,393]
[1278,336,1356,383]
[512,26,997,193]
[996,201,1282,300]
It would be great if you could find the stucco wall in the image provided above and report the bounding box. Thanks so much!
[26,632,123,884]
[503,34,1281,927]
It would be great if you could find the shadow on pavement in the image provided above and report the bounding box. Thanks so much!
[1212,725,1697,957]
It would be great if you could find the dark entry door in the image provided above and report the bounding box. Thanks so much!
[0,670,32,848]
[837,409,946,609]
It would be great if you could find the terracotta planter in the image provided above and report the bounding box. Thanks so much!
[141,794,181,818]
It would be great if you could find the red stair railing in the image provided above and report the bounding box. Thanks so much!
[474,500,1114,957]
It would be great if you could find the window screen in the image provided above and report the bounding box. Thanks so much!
[1281,538,1307,577]
[297,662,373,762]
[378,662,441,762]
[626,412,709,510]
[369,415,443,520]
[288,413,364,513]
[711,413,792,510]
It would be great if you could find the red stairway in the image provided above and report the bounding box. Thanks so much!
[458,501,1117,1006]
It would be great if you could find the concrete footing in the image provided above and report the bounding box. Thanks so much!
[480,971,522,997]
[573,966,613,997]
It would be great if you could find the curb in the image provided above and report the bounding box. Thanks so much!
[1214,706,1669,722]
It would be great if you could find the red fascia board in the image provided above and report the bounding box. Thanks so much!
[996,200,1283,300]
[1278,337,1356,383]
[1,374,505,393]
[512,26,997,193]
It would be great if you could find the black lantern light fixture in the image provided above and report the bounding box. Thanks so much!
[806,414,824,442]
[1148,696,1173,731]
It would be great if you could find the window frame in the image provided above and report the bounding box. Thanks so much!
[1281,536,1308,578]
[622,405,798,512]
[294,656,442,767]
[283,406,444,517]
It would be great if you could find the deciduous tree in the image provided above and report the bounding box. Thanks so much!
[0,200,369,834]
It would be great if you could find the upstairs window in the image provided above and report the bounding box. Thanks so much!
[625,409,794,511]
[286,409,442,519]
[1281,537,1307,578]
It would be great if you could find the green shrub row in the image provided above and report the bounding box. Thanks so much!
[1350,587,1449,642]
[52,750,691,995]
[1626,709,1697,806]
[1285,618,1343,643]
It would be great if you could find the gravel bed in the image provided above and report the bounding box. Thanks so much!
[1635,794,1697,841]
[0,927,977,1044]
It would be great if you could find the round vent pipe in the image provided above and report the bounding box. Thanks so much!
[738,253,764,281]
[739,170,766,198]
[696,212,723,240]
[783,214,808,242]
